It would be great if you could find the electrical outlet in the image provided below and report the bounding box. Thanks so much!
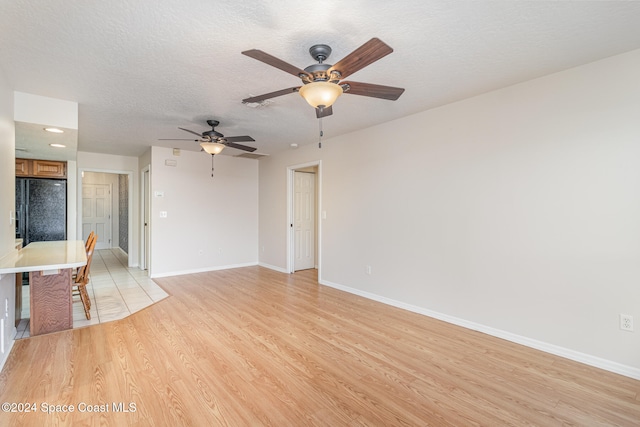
[620,314,634,332]
[365,265,372,275]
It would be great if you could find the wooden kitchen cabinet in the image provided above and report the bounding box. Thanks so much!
[15,158,29,176]
[15,158,67,178]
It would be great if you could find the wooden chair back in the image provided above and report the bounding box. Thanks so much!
[76,233,97,285]
[85,231,96,252]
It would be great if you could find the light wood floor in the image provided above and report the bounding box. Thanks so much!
[0,267,638,426]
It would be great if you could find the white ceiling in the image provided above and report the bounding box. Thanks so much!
[2,1,640,158]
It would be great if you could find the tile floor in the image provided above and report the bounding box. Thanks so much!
[16,248,169,339]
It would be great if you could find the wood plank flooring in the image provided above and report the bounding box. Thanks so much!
[0,266,638,426]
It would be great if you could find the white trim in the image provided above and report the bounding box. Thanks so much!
[115,246,130,261]
[150,262,258,279]
[258,262,288,274]
[319,278,640,381]
[140,165,150,273]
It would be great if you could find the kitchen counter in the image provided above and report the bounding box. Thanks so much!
[0,240,87,336]
[0,240,86,274]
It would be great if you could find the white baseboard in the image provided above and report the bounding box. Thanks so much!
[114,246,136,267]
[150,262,258,279]
[258,262,288,274]
[320,278,640,381]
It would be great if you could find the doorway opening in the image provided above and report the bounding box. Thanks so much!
[78,169,134,267]
[287,161,321,277]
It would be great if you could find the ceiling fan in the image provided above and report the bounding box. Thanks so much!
[241,38,405,118]
[159,119,257,154]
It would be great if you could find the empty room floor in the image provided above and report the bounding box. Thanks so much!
[16,248,168,339]
[1,266,638,425]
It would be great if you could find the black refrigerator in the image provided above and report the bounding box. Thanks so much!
[15,178,67,246]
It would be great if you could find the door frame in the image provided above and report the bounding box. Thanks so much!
[140,165,151,272]
[287,160,322,277]
[77,167,134,267]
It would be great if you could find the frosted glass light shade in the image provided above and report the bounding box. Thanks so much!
[200,142,225,155]
[299,81,343,108]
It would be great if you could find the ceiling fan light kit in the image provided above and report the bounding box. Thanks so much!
[298,81,343,108]
[200,142,225,155]
[160,119,257,153]
[159,119,257,177]
[242,38,405,118]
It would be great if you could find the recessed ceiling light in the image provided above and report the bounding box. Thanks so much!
[50,143,66,148]
[44,127,64,133]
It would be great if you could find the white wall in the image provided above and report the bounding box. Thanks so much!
[258,49,640,377]
[150,147,259,277]
[14,92,78,129]
[0,68,16,368]
[77,151,139,266]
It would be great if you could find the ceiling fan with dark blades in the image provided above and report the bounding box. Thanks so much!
[241,38,405,117]
[159,119,257,152]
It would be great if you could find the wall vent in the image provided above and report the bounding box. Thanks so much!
[235,152,270,159]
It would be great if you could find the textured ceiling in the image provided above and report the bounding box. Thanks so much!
[2,1,640,158]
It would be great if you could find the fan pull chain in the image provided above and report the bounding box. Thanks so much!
[318,117,323,149]
[210,154,215,177]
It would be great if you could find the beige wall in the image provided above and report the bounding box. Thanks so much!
[0,69,16,367]
[149,147,259,277]
[258,49,640,376]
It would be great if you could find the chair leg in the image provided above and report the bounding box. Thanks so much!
[78,285,91,320]
[83,286,91,310]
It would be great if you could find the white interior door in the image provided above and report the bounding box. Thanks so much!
[294,171,315,271]
[82,183,112,250]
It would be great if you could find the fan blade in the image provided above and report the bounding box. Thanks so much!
[316,105,333,118]
[178,127,204,137]
[341,81,404,100]
[243,87,300,103]
[158,138,200,141]
[328,38,393,79]
[242,49,311,79]
[224,142,257,152]
[224,136,255,143]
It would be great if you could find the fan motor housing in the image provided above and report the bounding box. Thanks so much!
[299,44,342,83]
[203,130,224,138]
[301,63,341,83]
